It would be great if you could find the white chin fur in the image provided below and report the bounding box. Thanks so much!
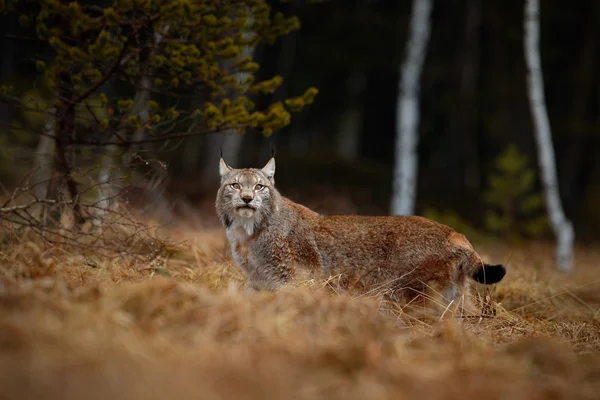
[230,209,260,236]
[240,219,256,236]
[237,208,256,219]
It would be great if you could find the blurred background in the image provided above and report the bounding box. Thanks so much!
[0,0,599,245]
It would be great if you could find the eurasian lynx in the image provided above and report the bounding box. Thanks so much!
[215,157,506,311]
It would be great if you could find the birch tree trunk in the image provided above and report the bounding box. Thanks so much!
[260,25,298,159]
[0,18,15,139]
[390,0,433,216]
[32,111,56,221]
[459,0,482,190]
[203,10,254,181]
[524,0,574,271]
[336,71,366,162]
[96,25,170,222]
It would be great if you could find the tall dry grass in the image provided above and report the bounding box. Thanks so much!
[1,221,599,400]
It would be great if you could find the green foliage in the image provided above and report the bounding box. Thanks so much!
[4,0,318,148]
[483,144,550,242]
[0,85,14,95]
[7,120,34,145]
[21,89,49,128]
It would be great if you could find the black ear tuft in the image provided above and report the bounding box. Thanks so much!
[472,264,506,284]
[270,139,276,159]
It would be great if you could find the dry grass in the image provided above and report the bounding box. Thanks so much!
[1,221,600,400]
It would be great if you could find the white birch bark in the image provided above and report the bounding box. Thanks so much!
[203,133,244,181]
[34,112,56,200]
[390,0,433,216]
[524,0,574,271]
[32,111,56,221]
[96,25,170,223]
[96,81,150,224]
[96,145,117,224]
[0,19,15,139]
[260,28,298,159]
[203,10,254,180]
[336,71,366,162]
[225,13,256,165]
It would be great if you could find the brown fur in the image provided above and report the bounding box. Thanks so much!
[215,158,505,312]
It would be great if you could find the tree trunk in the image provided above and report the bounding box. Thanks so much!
[201,52,245,181]
[32,112,56,221]
[121,24,168,165]
[51,71,85,226]
[97,68,151,216]
[390,0,433,216]
[335,0,368,163]
[219,11,254,169]
[458,0,482,189]
[559,2,598,216]
[0,17,16,138]
[203,10,254,181]
[124,73,151,160]
[524,0,574,271]
[336,71,366,163]
[181,137,202,176]
[96,25,170,219]
[260,26,299,160]
[203,132,244,181]
[95,148,114,224]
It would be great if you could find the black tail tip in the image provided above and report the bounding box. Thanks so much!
[472,264,506,284]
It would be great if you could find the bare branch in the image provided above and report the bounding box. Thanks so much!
[0,199,57,213]
[69,127,235,146]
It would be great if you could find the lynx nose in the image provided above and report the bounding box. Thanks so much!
[241,195,253,204]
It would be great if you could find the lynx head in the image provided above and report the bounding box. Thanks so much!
[215,157,278,235]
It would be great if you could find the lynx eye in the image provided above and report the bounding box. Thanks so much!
[230,183,241,190]
[254,184,264,191]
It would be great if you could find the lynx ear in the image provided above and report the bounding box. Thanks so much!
[261,157,276,182]
[219,158,232,178]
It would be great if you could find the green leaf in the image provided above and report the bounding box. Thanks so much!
[118,99,134,113]
[35,60,46,72]
[18,14,30,27]
[483,143,547,240]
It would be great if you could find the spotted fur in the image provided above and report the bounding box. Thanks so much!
[215,157,506,310]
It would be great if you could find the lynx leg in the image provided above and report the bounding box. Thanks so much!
[442,259,479,316]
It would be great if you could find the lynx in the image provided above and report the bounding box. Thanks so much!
[215,157,506,311]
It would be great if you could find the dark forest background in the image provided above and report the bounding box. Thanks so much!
[1,0,599,242]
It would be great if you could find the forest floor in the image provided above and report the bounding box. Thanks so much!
[1,215,600,400]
